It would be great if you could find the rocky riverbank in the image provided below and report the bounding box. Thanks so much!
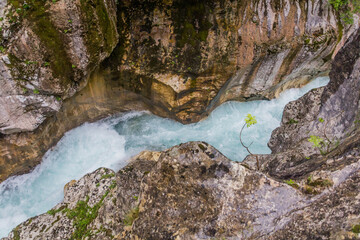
[0,0,358,183]
[4,27,360,239]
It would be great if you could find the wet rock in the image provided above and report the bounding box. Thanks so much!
[243,28,360,179]
[107,0,351,123]
[0,0,356,183]
[4,141,360,239]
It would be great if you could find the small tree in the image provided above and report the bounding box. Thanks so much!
[239,114,260,169]
[308,115,342,155]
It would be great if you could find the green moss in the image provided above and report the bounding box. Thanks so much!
[190,78,197,88]
[198,143,206,151]
[12,226,21,240]
[303,185,318,195]
[307,176,333,187]
[352,224,360,234]
[100,173,115,179]
[79,0,117,66]
[8,0,74,83]
[285,179,299,189]
[109,180,117,189]
[65,190,110,240]
[286,119,299,125]
[123,206,139,226]
[171,1,213,71]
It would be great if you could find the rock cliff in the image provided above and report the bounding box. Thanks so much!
[0,0,118,134]
[4,141,359,239]
[0,0,357,184]
[4,27,360,239]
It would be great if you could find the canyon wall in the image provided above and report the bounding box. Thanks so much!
[0,0,357,181]
[4,23,360,240]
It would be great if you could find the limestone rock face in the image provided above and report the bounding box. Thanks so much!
[0,0,118,134]
[0,0,356,184]
[243,28,360,179]
[106,0,356,123]
[4,142,360,239]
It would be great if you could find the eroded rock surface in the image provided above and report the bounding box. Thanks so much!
[108,0,356,123]
[0,0,118,134]
[0,0,357,184]
[4,141,360,239]
[243,28,360,180]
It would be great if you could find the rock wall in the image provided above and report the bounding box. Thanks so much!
[0,70,171,183]
[0,0,118,134]
[243,27,360,179]
[0,0,357,183]
[4,141,360,239]
[108,0,357,122]
[4,28,360,237]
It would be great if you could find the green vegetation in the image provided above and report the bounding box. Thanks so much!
[100,173,115,179]
[308,116,341,155]
[109,180,117,189]
[329,0,360,24]
[245,114,257,127]
[302,176,333,195]
[287,118,299,125]
[65,190,109,240]
[239,114,261,169]
[8,0,74,83]
[239,114,257,155]
[33,89,39,94]
[12,226,21,240]
[285,179,299,189]
[123,206,139,226]
[352,224,360,233]
[306,176,333,187]
[47,205,67,216]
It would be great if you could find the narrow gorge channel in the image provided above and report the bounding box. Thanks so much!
[0,77,329,237]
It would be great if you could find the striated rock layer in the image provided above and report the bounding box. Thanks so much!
[4,27,360,240]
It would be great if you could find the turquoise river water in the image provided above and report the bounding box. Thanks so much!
[0,77,329,237]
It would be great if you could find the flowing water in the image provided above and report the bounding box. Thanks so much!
[0,77,329,237]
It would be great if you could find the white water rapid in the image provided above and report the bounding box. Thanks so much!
[0,77,329,237]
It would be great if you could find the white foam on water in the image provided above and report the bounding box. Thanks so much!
[0,76,329,237]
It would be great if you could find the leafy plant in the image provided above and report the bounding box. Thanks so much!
[308,135,324,148]
[308,114,342,155]
[239,114,260,169]
[244,114,257,127]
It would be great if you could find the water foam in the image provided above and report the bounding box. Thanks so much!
[0,77,329,237]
